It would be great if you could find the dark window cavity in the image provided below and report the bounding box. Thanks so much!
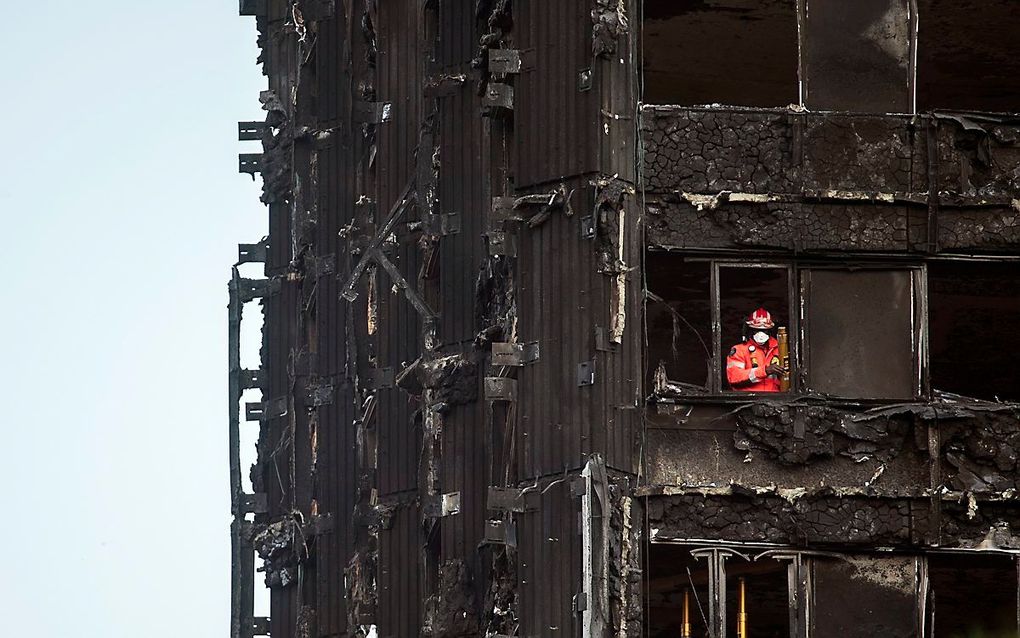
[929,261,1020,402]
[641,0,800,107]
[645,254,713,390]
[917,0,1020,113]
[929,553,1020,638]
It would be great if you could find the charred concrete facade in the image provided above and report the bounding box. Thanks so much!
[228,1,1020,637]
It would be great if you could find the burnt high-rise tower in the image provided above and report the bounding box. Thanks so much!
[228,2,1020,636]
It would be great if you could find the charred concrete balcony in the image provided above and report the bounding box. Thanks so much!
[640,105,1020,255]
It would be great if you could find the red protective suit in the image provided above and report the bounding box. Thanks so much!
[726,337,782,392]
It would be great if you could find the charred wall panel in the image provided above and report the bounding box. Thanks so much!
[311,130,358,638]
[438,85,489,346]
[378,501,423,637]
[644,413,929,491]
[596,0,637,184]
[375,0,424,496]
[514,0,600,188]
[436,0,477,71]
[514,178,640,477]
[517,478,582,637]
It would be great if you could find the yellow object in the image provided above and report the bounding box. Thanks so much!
[777,327,791,392]
[681,589,692,637]
[737,577,748,638]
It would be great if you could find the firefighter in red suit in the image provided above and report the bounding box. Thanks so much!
[726,308,786,392]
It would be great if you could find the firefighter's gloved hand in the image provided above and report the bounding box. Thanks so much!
[765,364,787,377]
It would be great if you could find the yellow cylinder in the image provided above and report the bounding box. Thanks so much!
[737,577,748,638]
[777,327,791,392]
[681,588,692,637]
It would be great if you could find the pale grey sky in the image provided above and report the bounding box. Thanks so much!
[0,2,267,635]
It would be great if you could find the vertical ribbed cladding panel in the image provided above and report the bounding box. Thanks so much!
[439,351,487,579]
[604,194,642,475]
[437,0,477,70]
[517,476,581,637]
[515,177,640,478]
[316,10,348,129]
[310,7,359,628]
[375,0,424,496]
[597,0,641,475]
[437,1,485,347]
[514,0,600,189]
[311,120,357,636]
[515,181,597,478]
[378,501,423,637]
[261,3,300,636]
[438,86,488,347]
[597,0,638,184]
[262,277,300,638]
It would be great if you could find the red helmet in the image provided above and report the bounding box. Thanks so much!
[746,307,774,330]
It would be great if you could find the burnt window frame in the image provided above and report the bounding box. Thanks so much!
[647,542,1020,638]
[648,256,928,402]
[709,260,799,395]
[797,263,927,401]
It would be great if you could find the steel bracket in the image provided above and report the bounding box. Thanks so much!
[483,83,514,110]
[238,240,268,264]
[238,121,268,141]
[252,617,271,636]
[239,0,267,16]
[489,49,522,74]
[577,361,595,386]
[580,215,597,240]
[487,486,529,513]
[240,369,263,391]
[239,492,269,514]
[484,377,518,401]
[238,153,262,175]
[238,277,282,303]
[246,396,288,422]
[491,341,540,367]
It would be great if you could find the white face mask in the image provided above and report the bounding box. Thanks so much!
[752,331,770,345]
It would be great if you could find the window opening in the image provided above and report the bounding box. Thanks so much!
[929,553,1020,638]
[645,255,928,401]
[809,554,919,637]
[929,261,1020,402]
[641,0,800,107]
[800,0,914,113]
[718,264,792,394]
[725,557,792,638]
[800,267,922,400]
[645,254,712,391]
[646,544,713,638]
[916,0,1020,113]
